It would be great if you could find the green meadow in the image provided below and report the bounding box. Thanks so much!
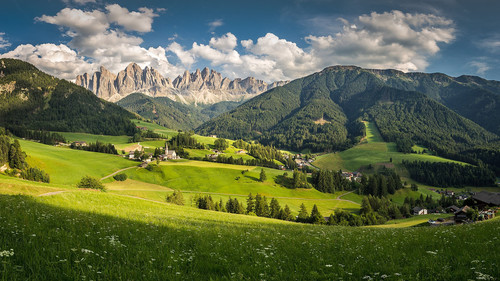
[0,187,498,280]
[314,121,464,172]
[19,140,136,185]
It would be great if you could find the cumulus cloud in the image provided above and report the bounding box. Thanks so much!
[0,33,10,49]
[106,4,158,32]
[169,10,455,82]
[4,4,182,80]
[0,44,93,80]
[478,36,500,53]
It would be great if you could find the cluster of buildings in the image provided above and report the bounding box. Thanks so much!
[414,191,499,225]
[294,154,315,169]
[341,172,363,182]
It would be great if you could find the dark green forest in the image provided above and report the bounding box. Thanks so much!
[0,59,137,136]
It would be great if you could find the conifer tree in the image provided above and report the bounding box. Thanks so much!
[309,204,324,224]
[246,193,255,214]
[269,198,281,219]
[297,203,308,223]
[259,168,267,182]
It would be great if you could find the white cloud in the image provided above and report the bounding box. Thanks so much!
[208,19,223,31]
[106,4,158,32]
[0,33,10,49]
[5,4,182,80]
[478,36,500,53]
[209,32,237,52]
[167,42,195,66]
[169,10,455,81]
[0,44,93,80]
[469,61,490,75]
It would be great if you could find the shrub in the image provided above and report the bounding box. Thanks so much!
[166,190,184,205]
[113,173,127,181]
[77,176,105,191]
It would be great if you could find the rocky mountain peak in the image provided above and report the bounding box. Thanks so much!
[76,64,288,104]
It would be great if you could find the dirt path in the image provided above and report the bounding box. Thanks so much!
[336,190,360,205]
[100,166,136,181]
[38,191,67,197]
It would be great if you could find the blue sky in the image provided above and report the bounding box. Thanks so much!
[1,0,499,82]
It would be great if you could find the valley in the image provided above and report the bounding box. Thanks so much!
[1,58,499,280]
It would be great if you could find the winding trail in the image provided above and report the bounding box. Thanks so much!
[38,191,67,197]
[335,190,360,205]
[100,166,136,181]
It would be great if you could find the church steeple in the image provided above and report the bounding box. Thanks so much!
[165,142,168,154]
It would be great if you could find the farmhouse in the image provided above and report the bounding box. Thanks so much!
[454,206,471,222]
[413,207,428,215]
[209,135,217,138]
[446,205,460,213]
[472,191,500,207]
[72,141,87,147]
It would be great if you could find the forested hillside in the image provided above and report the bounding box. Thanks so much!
[117,93,242,131]
[197,66,499,154]
[0,59,137,135]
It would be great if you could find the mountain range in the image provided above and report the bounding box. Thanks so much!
[76,63,287,104]
[197,66,500,155]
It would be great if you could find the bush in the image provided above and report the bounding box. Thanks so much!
[166,190,184,205]
[77,176,105,190]
[21,167,50,183]
[113,173,127,181]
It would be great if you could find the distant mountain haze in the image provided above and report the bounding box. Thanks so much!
[76,63,288,104]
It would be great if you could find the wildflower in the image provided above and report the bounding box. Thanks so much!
[426,251,437,255]
[0,249,14,257]
[325,264,332,268]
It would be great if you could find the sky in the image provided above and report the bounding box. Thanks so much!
[0,0,499,82]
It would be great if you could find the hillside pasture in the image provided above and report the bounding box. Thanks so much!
[19,140,136,185]
[0,187,497,280]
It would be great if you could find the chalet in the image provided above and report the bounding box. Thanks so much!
[472,191,500,207]
[413,207,428,215]
[128,152,135,160]
[158,154,167,161]
[454,206,471,222]
[446,205,460,213]
[236,150,246,154]
[72,141,87,147]
[209,135,217,138]
[278,165,285,170]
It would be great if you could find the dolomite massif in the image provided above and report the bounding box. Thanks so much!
[76,63,287,104]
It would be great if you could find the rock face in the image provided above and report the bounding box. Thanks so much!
[76,63,287,104]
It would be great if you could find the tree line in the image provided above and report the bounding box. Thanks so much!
[402,160,496,187]
[6,126,66,145]
[0,128,50,183]
[70,141,118,155]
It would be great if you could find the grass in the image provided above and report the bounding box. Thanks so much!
[57,132,130,146]
[314,121,466,172]
[19,140,136,185]
[0,187,498,280]
[369,214,454,228]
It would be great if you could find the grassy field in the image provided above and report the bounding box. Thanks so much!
[19,140,136,185]
[314,121,463,172]
[369,214,454,228]
[0,186,498,280]
[57,132,130,145]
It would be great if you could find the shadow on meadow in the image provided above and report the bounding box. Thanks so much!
[0,193,498,281]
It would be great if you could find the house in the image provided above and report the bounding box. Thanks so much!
[236,150,246,154]
[139,162,148,168]
[472,191,500,207]
[454,206,471,222]
[278,165,285,170]
[72,141,87,147]
[413,207,428,215]
[479,209,495,220]
[136,126,148,131]
[209,135,217,138]
[446,205,460,213]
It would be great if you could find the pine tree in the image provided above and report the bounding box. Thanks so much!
[259,168,267,182]
[246,193,255,214]
[309,204,324,224]
[269,198,281,219]
[280,205,293,221]
[297,203,308,223]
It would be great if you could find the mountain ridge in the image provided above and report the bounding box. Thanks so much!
[76,63,288,104]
